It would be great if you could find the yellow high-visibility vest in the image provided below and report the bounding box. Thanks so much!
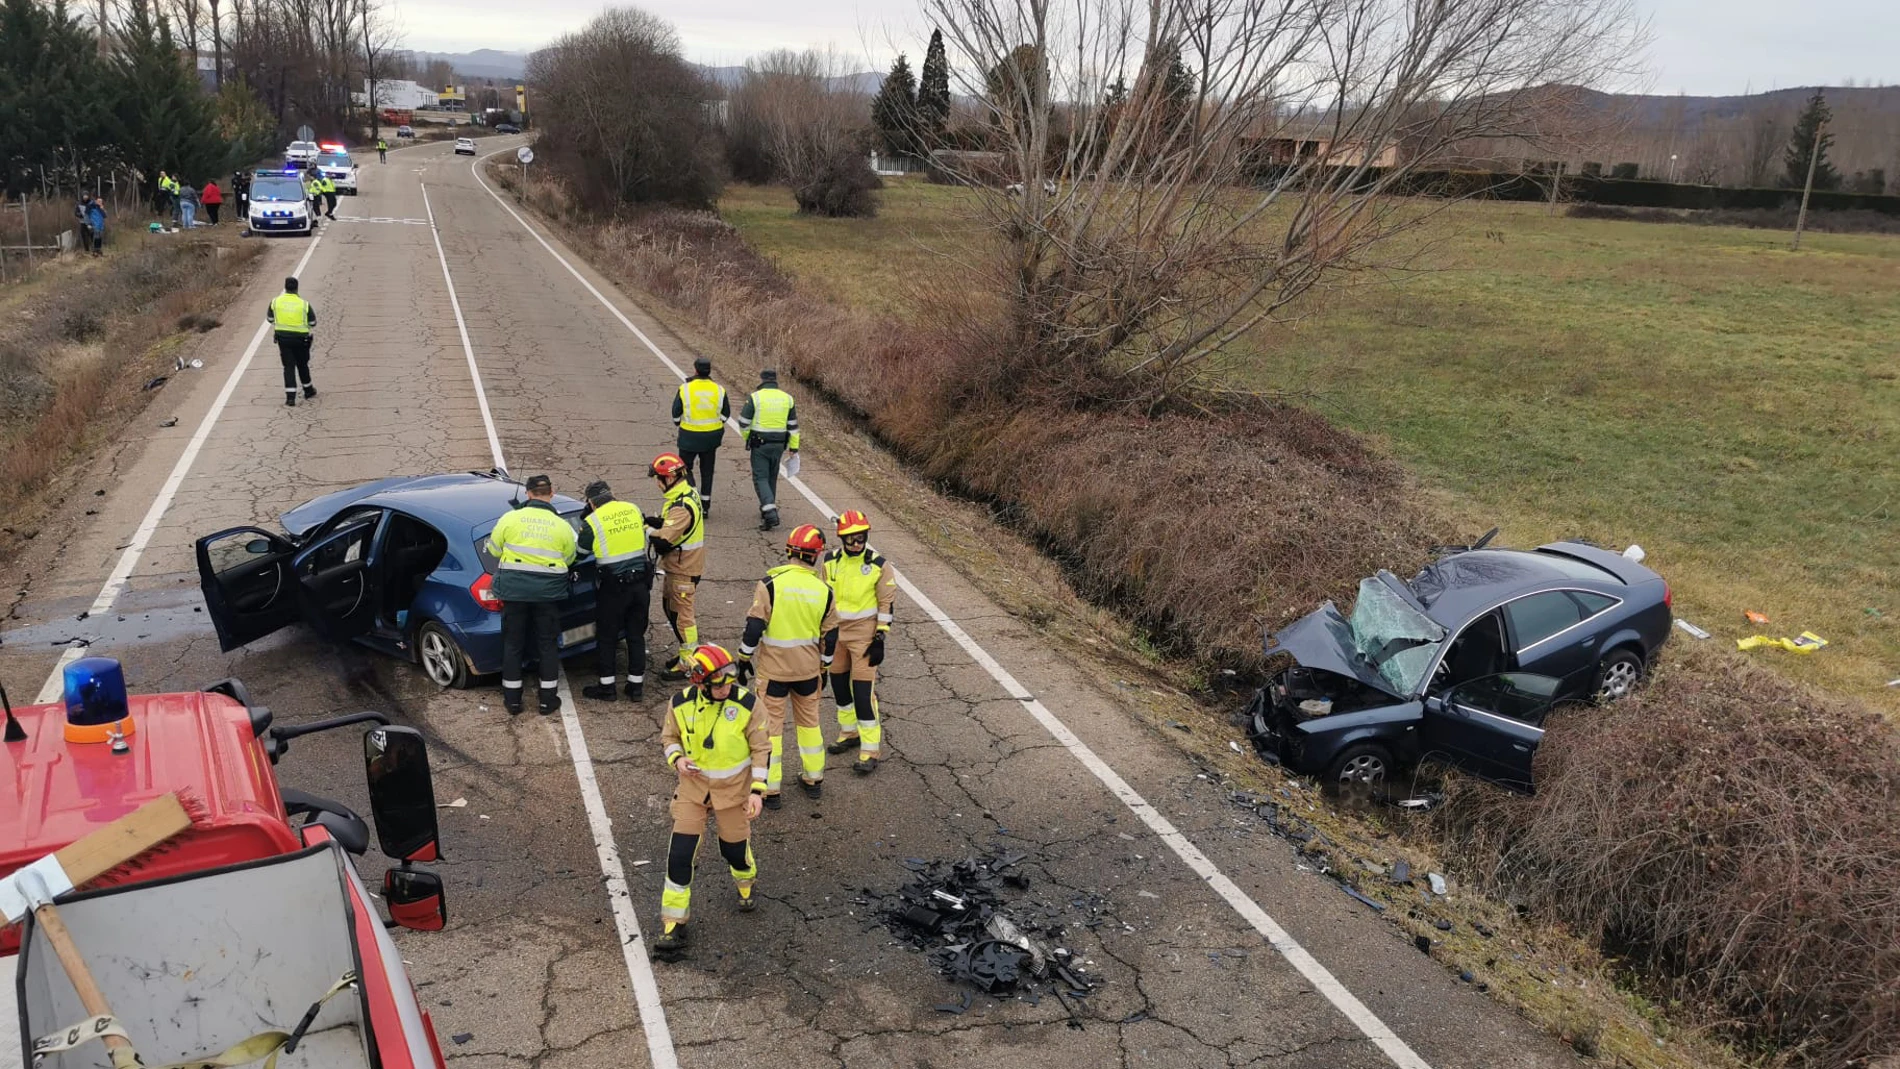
[678,379,726,433]
[271,294,312,333]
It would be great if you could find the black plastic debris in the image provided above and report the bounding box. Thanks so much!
[450,1034,473,1046]
[1343,886,1385,912]
[875,851,1100,1019]
[1390,860,1412,885]
[933,990,972,1015]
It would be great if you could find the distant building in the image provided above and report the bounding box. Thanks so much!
[356,79,441,111]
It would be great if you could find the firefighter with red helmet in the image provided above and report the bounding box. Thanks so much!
[653,644,768,961]
[645,452,706,679]
[736,524,840,808]
[821,509,898,773]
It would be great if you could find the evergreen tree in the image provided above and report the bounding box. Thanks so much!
[1782,90,1840,191]
[0,0,112,194]
[917,29,951,146]
[109,0,231,198]
[870,53,919,156]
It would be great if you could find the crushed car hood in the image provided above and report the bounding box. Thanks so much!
[1263,603,1405,699]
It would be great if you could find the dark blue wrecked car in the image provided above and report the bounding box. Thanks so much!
[1245,536,1672,791]
[195,470,600,687]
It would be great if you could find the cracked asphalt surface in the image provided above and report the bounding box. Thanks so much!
[0,139,1583,1069]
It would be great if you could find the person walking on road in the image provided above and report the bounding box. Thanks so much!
[737,369,798,531]
[652,644,767,962]
[377,138,388,163]
[578,480,652,703]
[266,277,317,405]
[645,454,707,680]
[735,524,839,808]
[820,510,898,774]
[486,474,578,716]
[201,179,222,225]
[672,357,729,517]
[316,172,338,220]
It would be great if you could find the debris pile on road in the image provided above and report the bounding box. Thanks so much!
[872,852,1101,1024]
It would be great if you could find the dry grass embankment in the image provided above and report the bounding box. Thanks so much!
[0,230,263,558]
[497,165,1900,1068]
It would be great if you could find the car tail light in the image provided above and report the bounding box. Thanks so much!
[1662,583,1672,609]
[471,573,503,611]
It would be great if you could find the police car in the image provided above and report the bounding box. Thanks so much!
[246,169,315,235]
[315,144,358,194]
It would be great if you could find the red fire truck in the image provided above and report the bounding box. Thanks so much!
[2,660,451,1069]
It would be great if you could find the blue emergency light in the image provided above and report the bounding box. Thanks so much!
[62,656,136,745]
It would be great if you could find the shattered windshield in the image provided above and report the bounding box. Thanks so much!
[1347,576,1447,695]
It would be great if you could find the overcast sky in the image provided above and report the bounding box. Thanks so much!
[396,0,1894,96]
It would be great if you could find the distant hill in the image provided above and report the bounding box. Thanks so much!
[693,65,883,96]
[401,49,529,82]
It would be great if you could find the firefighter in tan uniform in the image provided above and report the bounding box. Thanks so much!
[821,510,898,773]
[645,453,706,679]
[653,644,768,961]
[735,524,839,808]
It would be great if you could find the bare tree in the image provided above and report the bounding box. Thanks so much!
[1738,107,1786,188]
[527,7,722,208]
[731,49,878,214]
[922,0,1649,409]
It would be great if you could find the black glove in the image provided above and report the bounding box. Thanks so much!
[649,536,674,557]
[734,656,754,686]
[868,633,886,667]
[644,513,663,529]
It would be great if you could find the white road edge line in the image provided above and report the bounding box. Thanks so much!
[426,170,679,1069]
[470,149,1434,1069]
[34,232,328,704]
[420,183,506,471]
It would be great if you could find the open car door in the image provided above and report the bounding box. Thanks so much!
[293,514,384,642]
[196,526,301,651]
[1422,672,1560,791]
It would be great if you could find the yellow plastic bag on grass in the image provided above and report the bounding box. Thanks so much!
[1736,631,1828,653]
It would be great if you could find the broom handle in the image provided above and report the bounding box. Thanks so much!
[34,902,142,1065]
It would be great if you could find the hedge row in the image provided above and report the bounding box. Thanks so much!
[1248,165,1900,215]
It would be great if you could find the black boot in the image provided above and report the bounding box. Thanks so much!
[827,734,860,755]
[539,688,561,715]
[762,793,782,811]
[502,688,524,716]
[303,385,317,399]
[285,395,297,407]
[581,683,618,701]
[798,775,822,799]
[625,680,645,701]
[651,923,689,961]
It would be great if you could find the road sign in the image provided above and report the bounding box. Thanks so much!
[516,147,534,164]
[296,124,315,143]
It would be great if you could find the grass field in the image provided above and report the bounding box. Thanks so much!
[719,180,1900,712]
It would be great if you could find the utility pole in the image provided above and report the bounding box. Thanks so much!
[1792,119,1826,250]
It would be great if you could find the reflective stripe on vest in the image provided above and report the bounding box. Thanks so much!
[761,565,828,648]
[585,500,649,566]
[488,506,575,573]
[271,294,311,333]
[671,690,756,779]
[678,379,726,433]
[823,548,884,620]
[663,481,705,552]
[749,388,793,433]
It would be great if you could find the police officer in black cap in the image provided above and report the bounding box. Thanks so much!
[578,480,654,702]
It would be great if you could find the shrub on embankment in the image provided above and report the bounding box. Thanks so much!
[1438,641,1900,1066]
[491,167,1900,1066]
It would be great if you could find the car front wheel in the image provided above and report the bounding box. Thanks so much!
[417,620,470,689]
[1325,743,1393,787]
[1593,648,1644,703]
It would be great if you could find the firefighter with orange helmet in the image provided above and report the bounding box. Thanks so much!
[645,452,706,679]
[653,644,768,961]
[735,523,839,808]
[820,509,898,773]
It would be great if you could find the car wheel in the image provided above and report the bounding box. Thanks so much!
[1325,743,1393,787]
[417,620,470,689]
[1593,648,1644,703]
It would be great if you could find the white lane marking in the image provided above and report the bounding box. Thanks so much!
[428,185,679,1069]
[419,183,505,471]
[34,233,328,704]
[469,149,1434,1069]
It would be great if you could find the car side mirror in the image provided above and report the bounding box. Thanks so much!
[365,725,441,862]
[383,868,446,931]
[245,538,273,554]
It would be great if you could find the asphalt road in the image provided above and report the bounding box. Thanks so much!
[0,138,1584,1069]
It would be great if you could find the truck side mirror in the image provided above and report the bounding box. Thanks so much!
[383,868,447,931]
[364,725,441,862]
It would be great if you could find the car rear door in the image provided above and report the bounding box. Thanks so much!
[292,513,385,641]
[1506,590,1612,690]
[196,527,302,651]
[1422,673,1559,790]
